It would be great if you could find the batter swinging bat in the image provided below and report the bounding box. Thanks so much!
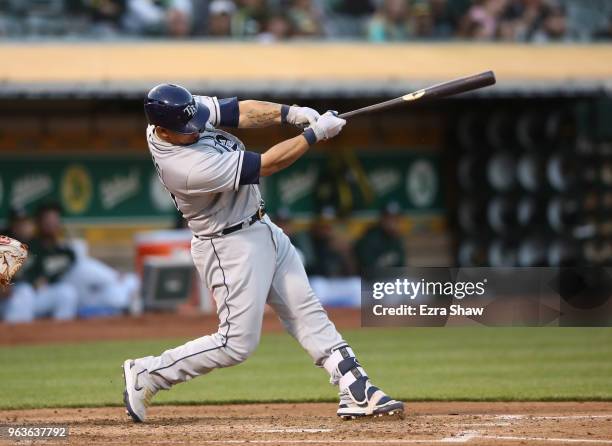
[338,70,496,119]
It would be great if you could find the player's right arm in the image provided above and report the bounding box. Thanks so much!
[260,112,346,177]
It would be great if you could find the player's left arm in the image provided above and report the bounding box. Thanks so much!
[196,95,319,130]
[238,100,320,129]
[236,101,317,129]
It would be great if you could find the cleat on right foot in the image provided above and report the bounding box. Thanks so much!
[122,359,156,423]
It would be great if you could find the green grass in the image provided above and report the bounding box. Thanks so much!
[0,328,611,409]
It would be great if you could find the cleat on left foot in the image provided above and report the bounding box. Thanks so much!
[336,380,405,420]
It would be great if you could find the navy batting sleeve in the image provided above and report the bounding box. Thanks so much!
[218,97,240,128]
[239,151,261,185]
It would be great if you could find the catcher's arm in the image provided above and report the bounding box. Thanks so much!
[0,236,28,287]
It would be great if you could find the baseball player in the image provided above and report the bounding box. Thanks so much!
[122,84,404,422]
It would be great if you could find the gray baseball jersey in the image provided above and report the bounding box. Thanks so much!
[147,95,262,236]
[138,94,346,395]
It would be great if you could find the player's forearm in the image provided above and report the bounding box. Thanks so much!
[260,134,310,177]
[238,100,282,128]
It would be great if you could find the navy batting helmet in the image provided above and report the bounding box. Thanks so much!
[144,84,210,134]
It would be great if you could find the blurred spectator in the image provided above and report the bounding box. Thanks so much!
[411,1,433,37]
[86,0,127,36]
[428,0,462,38]
[288,0,323,37]
[1,207,35,242]
[122,0,192,36]
[1,203,140,323]
[367,0,412,42]
[326,0,375,17]
[273,207,315,269]
[0,0,604,40]
[233,0,268,37]
[0,282,37,323]
[16,203,79,322]
[1,207,38,323]
[307,207,356,277]
[498,0,567,42]
[355,202,406,274]
[458,0,507,40]
[258,13,293,41]
[208,0,236,36]
[324,0,375,37]
[593,15,612,40]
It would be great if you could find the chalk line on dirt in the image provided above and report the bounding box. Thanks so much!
[256,428,333,433]
[495,415,612,420]
[479,435,612,444]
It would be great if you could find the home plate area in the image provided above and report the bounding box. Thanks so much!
[0,402,610,445]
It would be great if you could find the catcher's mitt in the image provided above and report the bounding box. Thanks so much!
[0,235,28,287]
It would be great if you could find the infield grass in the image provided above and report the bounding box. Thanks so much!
[0,328,611,409]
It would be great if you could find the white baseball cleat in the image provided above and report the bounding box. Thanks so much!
[337,380,405,420]
[122,359,156,423]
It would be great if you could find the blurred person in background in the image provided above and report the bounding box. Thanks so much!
[9,203,139,322]
[355,202,406,276]
[0,277,32,323]
[258,12,293,41]
[13,203,79,322]
[307,207,356,277]
[232,0,268,37]
[0,208,38,323]
[86,0,127,36]
[411,0,433,38]
[207,0,236,36]
[288,0,323,37]
[324,0,375,37]
[1,207,36,242]
[497,0,567,41]
[166,0,192,36]
[593,15,612,40]
[458,0,507,40]
[367,0,412,42]
[326,0,375,16]
[428,0,461,38]
[273,207,315,269]
[307,207,361,307]
[122,0,192,36]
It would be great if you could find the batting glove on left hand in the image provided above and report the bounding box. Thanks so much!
[308,111,346,142]
[286,106,321,128]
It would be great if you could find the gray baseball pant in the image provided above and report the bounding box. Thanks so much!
[144,216,346,390]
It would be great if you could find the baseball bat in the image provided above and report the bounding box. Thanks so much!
[338,71,496,119]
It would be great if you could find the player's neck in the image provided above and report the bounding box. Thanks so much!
[155,126,199,146]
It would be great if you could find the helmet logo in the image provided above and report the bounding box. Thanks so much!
[183,104,197,118]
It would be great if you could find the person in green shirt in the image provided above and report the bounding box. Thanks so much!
[355,202,406,275]
[18,203,79,321]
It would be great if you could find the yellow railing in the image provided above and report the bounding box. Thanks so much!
[1,43,611,84]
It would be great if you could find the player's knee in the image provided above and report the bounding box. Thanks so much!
[224,333,260,364]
